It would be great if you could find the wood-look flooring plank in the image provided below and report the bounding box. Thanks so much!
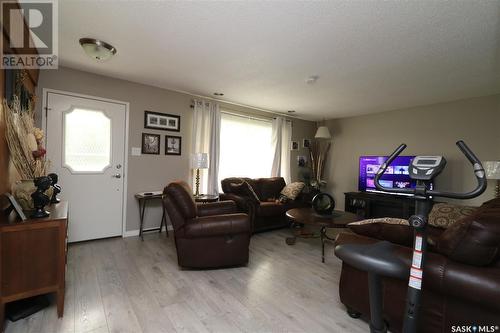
[90,239,143,333]
[6,229,369,333]
[73,243,108,333]
[110,237,177,333]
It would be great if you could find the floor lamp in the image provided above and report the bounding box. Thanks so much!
[484,161,500,198]
[191,153,208,197]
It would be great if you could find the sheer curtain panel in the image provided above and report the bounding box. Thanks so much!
[191,99,221,195]
[271,117,291,184]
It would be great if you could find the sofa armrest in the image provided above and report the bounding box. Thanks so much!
[219,193,257,231]
[220,193,258,209]
[335,232,500,312]
[185,213,251,238]
[197,200,237,217]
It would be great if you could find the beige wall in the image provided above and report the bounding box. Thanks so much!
[324,94,500,209]
[36,66,316,232]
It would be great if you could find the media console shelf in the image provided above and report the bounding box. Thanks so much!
[344,192,415,219]
[0,201,68,331]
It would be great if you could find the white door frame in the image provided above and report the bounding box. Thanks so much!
[42,88,130,238]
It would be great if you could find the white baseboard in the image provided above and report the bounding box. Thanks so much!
[123,225,173,238]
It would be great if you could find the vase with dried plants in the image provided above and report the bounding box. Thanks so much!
[4,96,50,210]
[308,140,331,191]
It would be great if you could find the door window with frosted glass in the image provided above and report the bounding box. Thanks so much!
[63,108,111,173]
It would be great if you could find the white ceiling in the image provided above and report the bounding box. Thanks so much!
[59,1,500,120]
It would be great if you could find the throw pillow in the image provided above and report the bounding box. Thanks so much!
[428,203,477,229]
[280,182,305,201]
[348,218,413,246]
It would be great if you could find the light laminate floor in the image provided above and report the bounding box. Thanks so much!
[4,229,368,333]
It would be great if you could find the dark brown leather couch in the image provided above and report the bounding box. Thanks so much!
[219,177,310,232]
[334,198,500,332]
[163,181,251,268]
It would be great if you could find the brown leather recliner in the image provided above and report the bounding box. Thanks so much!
[334,198,500,332]
[163,181,251,268]
[219,177,311,232]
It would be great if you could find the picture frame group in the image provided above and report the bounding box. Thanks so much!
[141,133,182,156]
[142,110,182,156]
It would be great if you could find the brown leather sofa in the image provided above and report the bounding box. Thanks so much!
[334,198,500,333]
[219,177,310,232]
[163,181,251,268]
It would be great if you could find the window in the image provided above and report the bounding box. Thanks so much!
[63,108,111,173]
[218,112,273,185]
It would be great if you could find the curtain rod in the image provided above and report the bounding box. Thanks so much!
[221,110,273,123]
[190,102,293,123]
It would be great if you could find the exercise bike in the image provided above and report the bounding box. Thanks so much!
[334,141,487,333]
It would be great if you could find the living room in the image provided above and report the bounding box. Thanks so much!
[0,1,499,333]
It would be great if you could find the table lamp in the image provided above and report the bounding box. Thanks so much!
[191,153,208,197]
[484,161,500,198]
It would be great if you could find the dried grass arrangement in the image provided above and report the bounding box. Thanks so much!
[3,97,49,179]
[309,140,331,189]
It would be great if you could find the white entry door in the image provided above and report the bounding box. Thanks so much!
[45,91,127,242]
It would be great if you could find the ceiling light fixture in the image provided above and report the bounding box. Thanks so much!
[79,38,117,62]
[306,75,320,85]
[213,92,224,96]
[287,110,296,114]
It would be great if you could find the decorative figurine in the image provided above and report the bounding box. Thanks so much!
[48,173,61,203]
[31,176,51,218]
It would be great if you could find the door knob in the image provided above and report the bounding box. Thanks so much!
[112,174,122,178]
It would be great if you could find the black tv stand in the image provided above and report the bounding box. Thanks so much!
[344,191,416,219]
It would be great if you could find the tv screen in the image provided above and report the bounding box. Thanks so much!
[358,156,416,194]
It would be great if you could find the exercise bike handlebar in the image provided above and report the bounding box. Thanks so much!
[374,141,487,199]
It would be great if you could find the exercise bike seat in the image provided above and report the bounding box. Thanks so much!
[335,241,408,279]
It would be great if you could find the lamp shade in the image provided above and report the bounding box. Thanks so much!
[314,126,332,139]
[191,153,208,169]
[484,161,500,180]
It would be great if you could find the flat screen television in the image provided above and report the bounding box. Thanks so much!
[358,156,418,195]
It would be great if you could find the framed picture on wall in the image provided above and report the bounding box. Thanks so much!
[141,133,161,155]
[144,111,180,132]
[165,135,182,155]
[303,139,311,148]
[291,141,299,150]
[297,155,308,167]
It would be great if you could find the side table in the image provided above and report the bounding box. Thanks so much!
[194,194,219,203]
[135,191,169,241]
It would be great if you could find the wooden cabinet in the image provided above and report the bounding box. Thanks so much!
[0,202,68,331]
[344,192,415,219]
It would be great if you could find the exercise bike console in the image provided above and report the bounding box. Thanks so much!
[409,156,446,181]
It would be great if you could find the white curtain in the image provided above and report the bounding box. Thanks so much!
[192,99,221,195]
[271,117,292,184]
